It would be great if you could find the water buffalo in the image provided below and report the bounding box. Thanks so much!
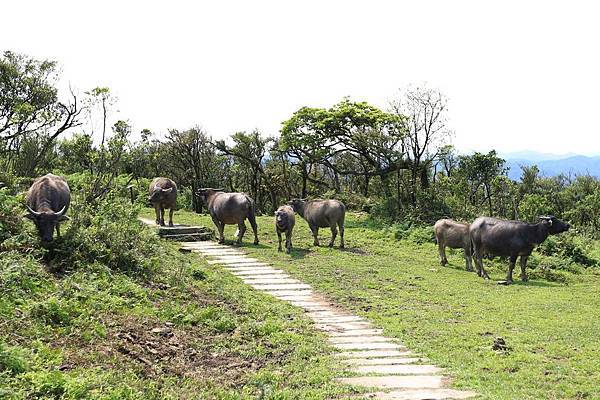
[275,205,295,253]
[24,174,71,243]
[149,177,177,227]
[434,218,473,271]
[470,216,570,282]
[197,188,259,245]
[288,199,345,248]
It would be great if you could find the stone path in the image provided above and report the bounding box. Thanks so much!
[178,240,477,400]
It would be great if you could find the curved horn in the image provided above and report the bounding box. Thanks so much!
[55,205,67,217]
[161,187,173,193]
[26,205,42,216]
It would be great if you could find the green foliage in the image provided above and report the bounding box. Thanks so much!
[518,193,553,222]
[0,342,29,375]
[52,195,161,276]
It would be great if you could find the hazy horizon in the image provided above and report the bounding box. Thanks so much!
[2,1,599,156]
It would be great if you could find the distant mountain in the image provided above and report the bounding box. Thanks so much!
[499,150,580,162]
[504,154,600,181]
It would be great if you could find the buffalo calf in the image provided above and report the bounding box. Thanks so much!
[275,205,295,253]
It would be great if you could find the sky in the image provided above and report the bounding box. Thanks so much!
[1,0,599,155]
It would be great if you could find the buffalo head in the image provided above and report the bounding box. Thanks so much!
[539,215,570,235]
[24,205,69,243]
[148,186,174,204]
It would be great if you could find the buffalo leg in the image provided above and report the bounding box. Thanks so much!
[338,221,345,249]
[438,242,447,266]
[507,255,518,283]
[236,222,246,245]
[168,208,174,227]
[56,224,61,238]
[519,256,529,282]
[248,215,259,245]
[310,225,319,246]
[474,249,489,279]
[329,223,337,247]
[277,230,283,252]
[159,206,166,226]
[285,230,292,254]
[464,248,474,272]
[154,205,161,225]
[212,216,225,244]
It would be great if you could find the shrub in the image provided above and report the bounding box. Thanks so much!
[537,233,598,267]
[0,342,29,375]
[51,194,161,277]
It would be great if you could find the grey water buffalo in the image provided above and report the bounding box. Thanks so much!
[470,216,570,282]
[434,219,473,271]
[275,205,295,253]
[197,188,259,245]
[148,177,177,227]
[288,199,345,248]
[24,174,71,243]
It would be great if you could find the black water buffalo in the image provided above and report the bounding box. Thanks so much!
[275,205,295,253]
[288,199,345,248]
[434,218,473,271]
[149,177,177,227]
[197,188,259,245]
[24,174,71,243]
[470,216,570,282]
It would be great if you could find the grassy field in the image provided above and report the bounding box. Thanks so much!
[0,224,354,398]
[149,208,600,400]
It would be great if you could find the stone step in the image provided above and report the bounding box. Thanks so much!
[250,283,312,291]
[270,290,314,298]
[157,225,213,235]
[312,316,366,323]
[330,336,397,344]
[343,357,424,366]
[337,375,444,389]
[351,364,442,375]
[207,257,261,264]
[329,329,384,337]
[334,342,406,351]
[241,277,299,284]
[225,263,272,269]
[362,388,478,399]
[336,350,414,359]
[162,233,214,241]
[230,270,285,276]
[315,321,375,331]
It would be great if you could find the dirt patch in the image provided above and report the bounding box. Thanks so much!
[59,314,263,387]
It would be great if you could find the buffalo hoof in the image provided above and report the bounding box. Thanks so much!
[253,240,259,245]
[168,222,174,227]
[277,247,282,252]
[340,244,345,249]
[520,275,529,282]
[328,243,334,248]
[286,249,291,254]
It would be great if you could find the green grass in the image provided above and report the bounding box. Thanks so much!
[0,220,355,398]
[153,208,600,400]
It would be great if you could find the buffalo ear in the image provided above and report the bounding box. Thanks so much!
[23,213,35,220]
[58,215,70,222]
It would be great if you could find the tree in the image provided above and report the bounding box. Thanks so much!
[457,151,507,214]
[165,127,223,212]
[0,51,81,175]
[390,85,451,204]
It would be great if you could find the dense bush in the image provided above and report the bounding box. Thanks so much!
[51,195,161,277]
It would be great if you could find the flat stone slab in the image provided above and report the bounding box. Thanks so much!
[231,270,286,276]
[196,249,246,255]
[207,258,261,264]
[344,357,423,366]
[364,388,478,400]
[337,375,443,389]
[225,263,272,268]
[329,336,397,344]
[334,342,405,351]
[241,277,299,284]
[270,290,314,298]
[250,283,312,291]
[352,364,441,375]
[329,329,384,337]
[315,322,375,331]
[337,350,414,359]
[309,313,366,324]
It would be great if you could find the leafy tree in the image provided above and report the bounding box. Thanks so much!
[0,51,81,175]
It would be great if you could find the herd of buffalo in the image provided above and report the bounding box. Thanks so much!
[20,174,571,284]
